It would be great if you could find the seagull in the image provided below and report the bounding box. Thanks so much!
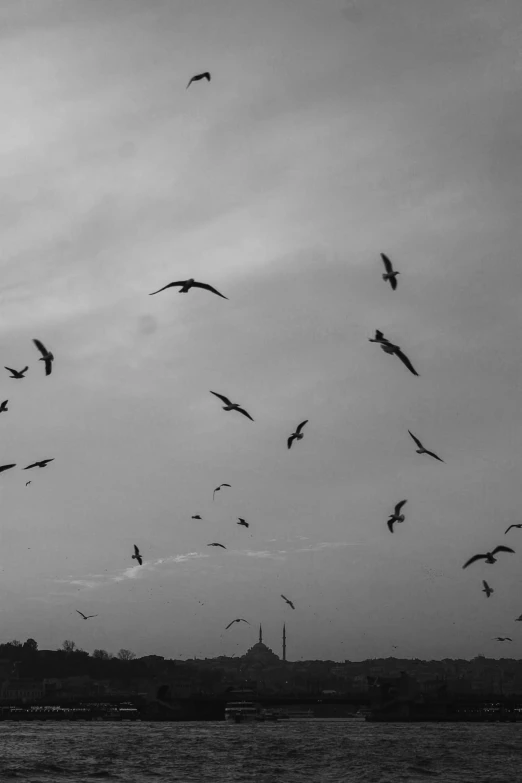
[281,594,295,610]
[387,500,407,533]
[132,545,143,565]
[76,610,98,620]
[380,253,400,290]
[237,518,249,528]
[33,339,54,376]
[213,483,231,500]
[24,459,54,470]
[505,524,522,535]
[192,515,202,520]
[369,333,419,376]
[515,615,522,622]
[408,431,444,462]
[149,278,227,299]
[462,546,515,569]
[482,580,494,598]
[493,637,512,642]
[0,401,8,413]
[186,71,211,89]
[25,481,31,486]
[210,392,254,421]
[5,366,28,379]
[288,420,308,450]
[208,543,226,549]
[225,618,250,630]
[0,464,16,473]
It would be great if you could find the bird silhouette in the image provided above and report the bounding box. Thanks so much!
[505,524,522,535]
[225,618,250,630]
[150,278,227,299]
[213,483,231,500]
[463,546,515,569]
[132,545,143,565]
[369,333,419,376]
[25,481,31,486]
[237,518,249,528]
[408,431,443,462]
[380,253,400,290]
[33,339,54,376]
[192,515,202,520]
[482,580,494,598]
[5,366,28,379]
[515,615,522,622]
[0,400,8,413]
[210,392,253,420]
[24,459,54,470]
[387,500,407,533]
[0,464,16,473]
[208,543,226,549]
[493,637,512,642]
[281,594,295,610]
[186,71,211,89]
[76,610,98,620]
[288,420,308,450]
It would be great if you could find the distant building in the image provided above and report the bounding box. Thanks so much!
[1,679,44,701]
[241,626,280,667]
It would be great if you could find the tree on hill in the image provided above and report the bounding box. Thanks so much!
[92,649,113,660]
[117,649,136,661]
[62,640,77,653]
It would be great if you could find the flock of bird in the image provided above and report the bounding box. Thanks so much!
[7,72,518,650]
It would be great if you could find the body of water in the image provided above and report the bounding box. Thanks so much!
[0,719,520,782]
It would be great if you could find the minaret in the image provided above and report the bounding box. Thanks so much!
[282,624,286,662]
[259,624,262,644]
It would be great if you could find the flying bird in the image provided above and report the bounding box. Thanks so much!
[482,580,494,598]
[515,615,522,622]
[505,524,522,535]
[225,618,250,630]
[132,545,143,565]
[387,500,407,533]
[208,543,226,549]
[369,333,419,376]
[408,431,444,462]
[210,391,254,421]
[493,637,512,642]
[288,420,308,450]
[0,464,16,473]
[76,611,98,620]
[33,339,54,376]
[149,278,227,299]
[281,595,295,610]
[192,515,202,520]
[380,253,400,290]
[5,366,28,379]
[0,400,8,413]
[213,483,231,500]
[237,518,249,528]
[186,71,211,89]
[24,459,54,470]
[25,481,31,486]
[462,546,515,569]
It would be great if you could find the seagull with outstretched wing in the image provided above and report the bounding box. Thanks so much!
[208,543,226,549]
[132,545,143,565]
[369,333,419,376]
[5,366,28,379]
[463,546,514,569]
[0,464,16,473]
[288,420,308,450]
[387,500,407,533]
[24,459,54,470]
[33,339,54,376]
[192,515,202,520]
[213,483,231,500]
[0,400,8,413]
[210,391,254,421]
[408,431,443,462]
[505,523,522,535]
[380,253,400,290]
[482,580,494,598]
[225,618,250,630]
[493,637,512,642]
[150,278,227,299]
[186,71,211,89]
[281,594,295,610]
[76,610,98,620]
[237,518,249,528]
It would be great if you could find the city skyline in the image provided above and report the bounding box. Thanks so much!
[0,0,521,660]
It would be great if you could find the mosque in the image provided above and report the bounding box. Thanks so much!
[240,624,287,666]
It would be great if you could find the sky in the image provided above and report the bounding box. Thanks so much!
[0,0,521,662]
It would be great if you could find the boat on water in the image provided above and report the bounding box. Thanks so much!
[224,701,260,723]
[278,708,315,720]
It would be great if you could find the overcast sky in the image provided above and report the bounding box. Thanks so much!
[0,0,521,662]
